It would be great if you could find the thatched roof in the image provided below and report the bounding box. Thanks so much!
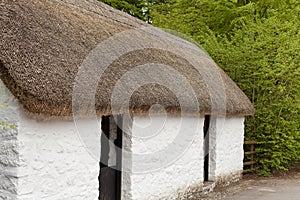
[0,0,254,117]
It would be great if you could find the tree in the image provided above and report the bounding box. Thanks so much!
[99,0,166,23]
[100,0,145,20]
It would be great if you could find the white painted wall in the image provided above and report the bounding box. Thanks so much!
[17,116,100,200]
[0,81,100,200]
[1,79,245,200]
[214,117,245,179]
[0,80,20,200]
[124,115,204,200]
[123,115,245,199]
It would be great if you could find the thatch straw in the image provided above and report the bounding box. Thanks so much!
[0,0,254,117]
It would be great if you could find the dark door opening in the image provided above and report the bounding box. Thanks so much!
[203,115,210,182]
[99,115,123,200]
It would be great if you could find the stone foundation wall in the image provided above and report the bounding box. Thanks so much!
[215,170,243,186]
[0,80,19,200]
[0,127,19,200]
[175,182,204,200]
[174,170,242,200]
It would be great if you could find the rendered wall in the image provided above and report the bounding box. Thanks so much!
[214,117,245,184]
[124,115,204,200]
[1,78,245,199]
[0,81,100,200]
[0,80,19,200]
[17,116,100,200]
[123,115,245,199]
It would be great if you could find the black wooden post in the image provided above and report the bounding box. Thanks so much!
[99,115,123,200]
[100,116,110,169]
[99,116,114,200]
[115,115,123,200]
[203,115,210,182]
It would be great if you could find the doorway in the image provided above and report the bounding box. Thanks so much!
[99,115,123,200]
[203,115,210,182]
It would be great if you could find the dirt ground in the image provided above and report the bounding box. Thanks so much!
[199,163,300,200]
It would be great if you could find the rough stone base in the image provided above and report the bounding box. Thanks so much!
[215,171,243,187]
[0,127,18,200]
[202,181,216,194]
[173,171,243,199]
[175,182,204,200]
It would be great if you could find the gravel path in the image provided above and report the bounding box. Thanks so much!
[199,170,300,200]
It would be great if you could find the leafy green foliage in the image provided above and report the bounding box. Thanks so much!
[99,0,166,22]
[99,0,145,20]
[218,13,300,175]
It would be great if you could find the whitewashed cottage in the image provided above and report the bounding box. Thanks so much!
[0,0,254,199]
